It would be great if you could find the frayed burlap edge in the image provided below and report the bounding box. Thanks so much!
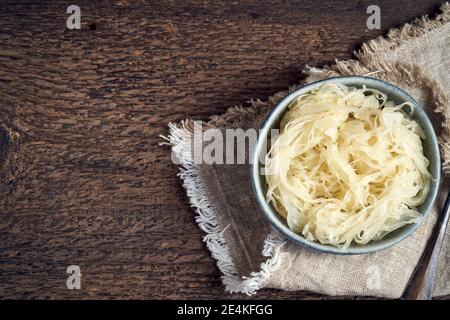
[161,121,287,295]
[162,2,450,295]
[356,2,450,62]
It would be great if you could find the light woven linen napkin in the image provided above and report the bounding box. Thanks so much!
[165,3,450,298]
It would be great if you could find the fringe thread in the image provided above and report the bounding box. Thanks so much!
[162,121,286,295]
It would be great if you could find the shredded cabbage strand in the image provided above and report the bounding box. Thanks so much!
[265,82,431,248]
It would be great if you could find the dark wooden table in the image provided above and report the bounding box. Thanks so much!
[0,0,447,299]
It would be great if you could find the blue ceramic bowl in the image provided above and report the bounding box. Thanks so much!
[251,76,441,255]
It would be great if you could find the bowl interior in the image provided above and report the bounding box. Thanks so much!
[252,76,441,255]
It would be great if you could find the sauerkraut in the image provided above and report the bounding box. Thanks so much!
[265,82,431,248]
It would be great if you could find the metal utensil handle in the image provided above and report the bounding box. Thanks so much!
[402,192,450,300]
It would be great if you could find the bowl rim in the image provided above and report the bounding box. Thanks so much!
[251,76,441,255]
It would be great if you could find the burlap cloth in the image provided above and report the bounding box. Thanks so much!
[164,3,450,298]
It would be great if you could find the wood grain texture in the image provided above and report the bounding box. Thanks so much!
[0,0,447,299]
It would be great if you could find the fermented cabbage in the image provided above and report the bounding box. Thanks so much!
[265,82,431,248]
